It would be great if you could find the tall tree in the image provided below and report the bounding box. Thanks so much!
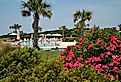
[118,24,121,31]
[73,9,92,39]
[9,24,22,40]
[59,25,68,39]
[21,0,52,49]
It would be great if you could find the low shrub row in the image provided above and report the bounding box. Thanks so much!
[0,47,117,82]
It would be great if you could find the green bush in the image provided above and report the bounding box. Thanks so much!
[0,47,62,82]
[0,46,119,82]
[59,65,118,82]
[0,47,41,81]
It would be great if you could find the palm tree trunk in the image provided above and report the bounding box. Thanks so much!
[79,20,85,38]
[33,29,38,48]
[16,29,20,40]
[15,29,17,33]
[32,12,40,49]
[62,30,64,39]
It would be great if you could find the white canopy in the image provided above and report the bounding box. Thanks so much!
[52,34,62,36]
[9,33,18,35]
[46,34,62,36]
[46,34,52,36]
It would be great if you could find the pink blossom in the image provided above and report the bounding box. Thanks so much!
[66,46,71,51]
[88,43,93,49]
[73,61,81,67]
[77,56,82,62]
[65,62,69,67]
[106,47,110,50]
[76,45,81,49]
[68,62,73,68]
[90,65,95,68]
[112,60,119,65]
[96,38,102,44]
[105,52,111,58]
[115,74,119,79]
[95,64,101,69]
[110,36,117,41]
[106,51,111,55]
[105,55,109,58]
[100,53,105,58]
[60,51,65,56]
[109,63,114,66]
[102,65,109,70]
[68,51,73,55]
[65,62,73,68]
[102,43,107,47]
[68,51,75,58]
[95,64,102,73]
[112,40,118,47]
[84,60,88,64]
[95,57,101,62]
[97,68,103,73]
[119,44,121,47]
[113,67,118,72]
[117,40,121,43]
[107,73,113,78]
[87,57,94,63]
[116,56,121,61]
[112,55,117,60]
[80,39,85,44]
[91,56,95,62]
[110,43,116,51]
[87,58,91,63]
[66,56,73,61]
[64,67,69,71]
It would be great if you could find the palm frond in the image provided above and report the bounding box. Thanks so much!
[21,10,31,17]
[9,24,22,29]
[41,9,52,19]
[73,10,81,22]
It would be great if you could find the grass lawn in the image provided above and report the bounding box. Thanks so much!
[39,50,60,61]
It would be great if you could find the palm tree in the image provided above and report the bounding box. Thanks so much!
[59,25,68,39]
[21,0,52,49]
[73,9,92,38]
[9,24,22,40]
[118,24,121,31]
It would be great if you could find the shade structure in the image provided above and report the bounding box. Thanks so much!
[9,33,18,36]
[46,34,62,36]
[9,33,20,40]
[52,34,62,36]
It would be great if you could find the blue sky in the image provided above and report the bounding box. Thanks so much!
[0,0,121,35]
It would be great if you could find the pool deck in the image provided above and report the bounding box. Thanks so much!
[10,41,77,50]
[40,46,67,50]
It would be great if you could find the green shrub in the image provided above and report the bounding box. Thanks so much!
[0,47,62,82]
[0,46,118,82]
[59,65,118,82]
[0,47,42,81]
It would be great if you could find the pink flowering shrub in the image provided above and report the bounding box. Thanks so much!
[60,27,121,80]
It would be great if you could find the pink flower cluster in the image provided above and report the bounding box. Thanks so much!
[60,35,121,79]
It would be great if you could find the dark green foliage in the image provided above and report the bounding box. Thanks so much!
[0,47,41,81]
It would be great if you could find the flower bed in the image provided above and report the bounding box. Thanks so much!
[60,27,121,80]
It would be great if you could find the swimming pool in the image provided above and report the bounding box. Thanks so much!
[20,41,59,47]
